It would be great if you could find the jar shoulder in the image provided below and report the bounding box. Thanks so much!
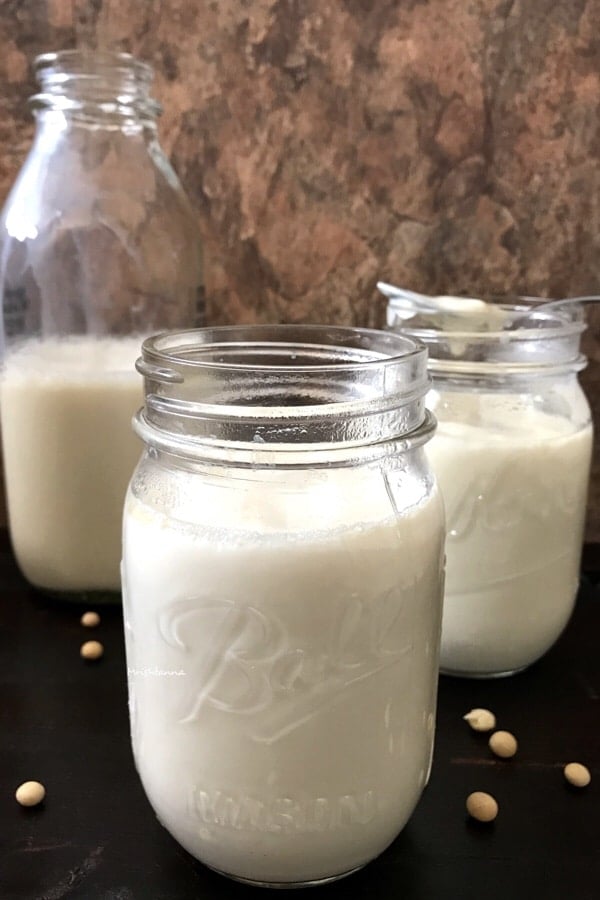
[429,378,592,433]
[126,451,444,539]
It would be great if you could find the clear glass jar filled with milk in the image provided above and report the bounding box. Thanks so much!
[387,295,593,678]
[122,325,445,887]
[0,50,203,599]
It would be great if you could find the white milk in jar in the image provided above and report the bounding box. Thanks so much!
[122,325,445,887]
[1,336,142,593]
[389,296,593,677]
[428,396,592,676]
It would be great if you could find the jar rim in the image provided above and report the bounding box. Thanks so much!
[30,49,160,121]
[140,324,426,374]
[387,296,587,375]
[393,297,585,340]
[135,325,432,455]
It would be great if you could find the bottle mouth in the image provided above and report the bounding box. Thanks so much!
[388,296,587,376]
[135,325,432,457]
[30,49,160,121]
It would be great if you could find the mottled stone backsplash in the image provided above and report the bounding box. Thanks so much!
[1,0,600,537]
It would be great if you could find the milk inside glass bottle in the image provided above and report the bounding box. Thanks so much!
[123,325,445,887]
[388,296,593,678]
[0,50,203,598]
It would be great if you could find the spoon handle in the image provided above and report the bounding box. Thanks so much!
[376,282,440,311]
[540,295,600,311]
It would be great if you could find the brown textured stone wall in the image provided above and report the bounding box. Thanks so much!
[1,0,600,537]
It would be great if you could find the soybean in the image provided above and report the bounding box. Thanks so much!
[564,762,591,788]
[466,791,498,822]
[16,781,45,807]
[489,730,518,759]
[81,640,104,661]
[463,708,496,732]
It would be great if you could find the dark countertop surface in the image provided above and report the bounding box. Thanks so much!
[1,539,599,900]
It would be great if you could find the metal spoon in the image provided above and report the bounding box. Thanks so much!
[377,282,488,319]
[378,282,507,331]
[379,282,600,330]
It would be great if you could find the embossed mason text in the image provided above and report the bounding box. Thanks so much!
[189,786,377,833]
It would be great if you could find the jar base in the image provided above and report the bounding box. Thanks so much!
[36,587,121,605]
[204,862,365,889]
[440,664,529,679]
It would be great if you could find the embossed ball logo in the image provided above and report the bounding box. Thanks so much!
[444,459,582,542]
[158,591,412,744]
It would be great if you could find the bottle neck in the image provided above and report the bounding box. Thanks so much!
[30,49,160,128]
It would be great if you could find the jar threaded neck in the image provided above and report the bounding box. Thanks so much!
[135,325,433,461]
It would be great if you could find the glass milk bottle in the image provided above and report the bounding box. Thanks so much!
[0,50,203,599]
[122,325,445,887]
[388,297,593,678]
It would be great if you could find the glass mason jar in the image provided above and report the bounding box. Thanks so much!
[388,298,593,678]
[122,325,445,888]
[0,50,203,599]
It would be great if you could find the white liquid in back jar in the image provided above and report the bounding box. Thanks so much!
[1,337,142,593]
[122,472,443,886]
[427,395,592,676]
